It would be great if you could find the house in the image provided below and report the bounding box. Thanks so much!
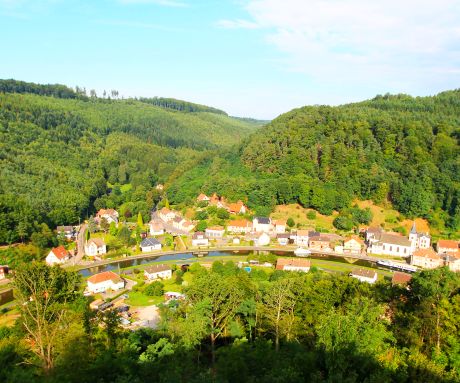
[172,216,185,229]
[205,226,225,239]
[87,271,124,294]
[277,233,291,246]
[444,255,460,272]
[209,193,228,209]
[437,240,459,256]
[0,265,9,280]
[255,232,271,246]
[140,237,162,252]
[158,207,176,222]
[96,209,119,224]
[309,236,331,251]
[164,291,185,301]
[227,219,252,234]
[276,258,310,272]
[56,225,75,240]
[181,220,195,232]
[409,222,431,251]
[411,248,443,269]
[149,220,165,236]
[365,226,384,242]
[349,269,377,284]
[144,264,172,281]
[293,230,310,246]
[89,299,105,310]
[192,232,209,247]
[227,200,248,215]
[392,272,412,286]
[197,193,210,203]
[343,236,364,254]
[253,217,272,233]
[85,238,107,256]
[273,220,286,234]
[46,246,70,265]
[367,233,412,258]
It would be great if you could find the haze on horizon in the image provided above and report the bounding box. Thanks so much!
[1,0,459,119]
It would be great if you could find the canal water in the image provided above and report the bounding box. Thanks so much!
[78,250,377,276]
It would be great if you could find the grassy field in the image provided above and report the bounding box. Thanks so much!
[126,291,163,306]
[271,201,432,237]
[0,305,20,327]
[271,204,337,231]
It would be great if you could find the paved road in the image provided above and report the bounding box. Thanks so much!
[73,223,87,265]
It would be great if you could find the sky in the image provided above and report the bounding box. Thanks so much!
[1,0,460,119]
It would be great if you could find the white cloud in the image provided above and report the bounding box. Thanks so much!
[116,0,187,7]
[216,18,259,29]
[223,0,460,94]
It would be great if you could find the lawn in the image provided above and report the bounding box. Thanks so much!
[310,258,392,280]
[0,305,20,327]
[271,204,337,231]
[126,291,163,306]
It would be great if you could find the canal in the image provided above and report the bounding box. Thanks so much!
[78,250,379,276]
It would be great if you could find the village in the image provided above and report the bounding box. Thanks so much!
[2,190,459,330]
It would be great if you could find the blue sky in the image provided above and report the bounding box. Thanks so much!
[1,0,460,119]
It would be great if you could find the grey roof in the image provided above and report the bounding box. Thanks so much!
[254,217,271,225]
[367,226,383,234]
[57,226,73,232]
[141,237,161,247]
[277,233,291,239]
[376,233,411,247]
[410,221,417,234]
[144,264,171,274]
[351,269,377,278]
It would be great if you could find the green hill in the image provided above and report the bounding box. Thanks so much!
[169,91,460,233]
[0,82,261,244]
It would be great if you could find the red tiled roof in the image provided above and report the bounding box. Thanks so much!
[351,269,377,278]
[87,271,122,284]
[276,257,310,270]
[228,219,252,228]
[437,240,459,249]
[51,246,69,260]
[413,248,440,260]
[392,272,412,285]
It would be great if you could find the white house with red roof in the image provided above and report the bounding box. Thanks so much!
[227,219,252,234]
[96,209,119,224]
[276,258,310,272]
[46,246,70,266]
[197,193,210,202]
[85,238,107,257]
[86,271,124,294]
[158,207,176,222]
[149,220,165,236]
[273,220,286,234]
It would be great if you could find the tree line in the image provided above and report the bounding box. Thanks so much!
[1,261,459,382]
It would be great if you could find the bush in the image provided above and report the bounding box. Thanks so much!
[287,218,295,228]
[333,216,354,231]
[216,208,230,220]
[144,281,164,297]
[307,210,316,220]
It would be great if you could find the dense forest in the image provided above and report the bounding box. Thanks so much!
[0,82,260,244]
[1,260,459,382]
[169,91,460,234]
[137,97,228,115]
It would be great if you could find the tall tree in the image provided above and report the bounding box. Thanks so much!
[13,263,81,372]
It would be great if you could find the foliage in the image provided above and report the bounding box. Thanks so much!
[144,281,164,297]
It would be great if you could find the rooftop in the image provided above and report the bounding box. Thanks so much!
[351,269,377,278]
[276,257,311,270]
[87,271,122,284]
[144,264,171,274]
[141,237,161,247]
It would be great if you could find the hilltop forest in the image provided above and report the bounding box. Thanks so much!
[0,80,260,245]
[1,80,460,245]
[170,91,460,234]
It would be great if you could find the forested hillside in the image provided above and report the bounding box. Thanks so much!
[170,91,460,233]
[0,84,260,244]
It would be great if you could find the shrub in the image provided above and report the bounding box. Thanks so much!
[144,281,164,297]
[333,216,354,231]
[287,218,295,227]
[307,210,316,220]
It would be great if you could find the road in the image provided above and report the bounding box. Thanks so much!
[73,223,87,265]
